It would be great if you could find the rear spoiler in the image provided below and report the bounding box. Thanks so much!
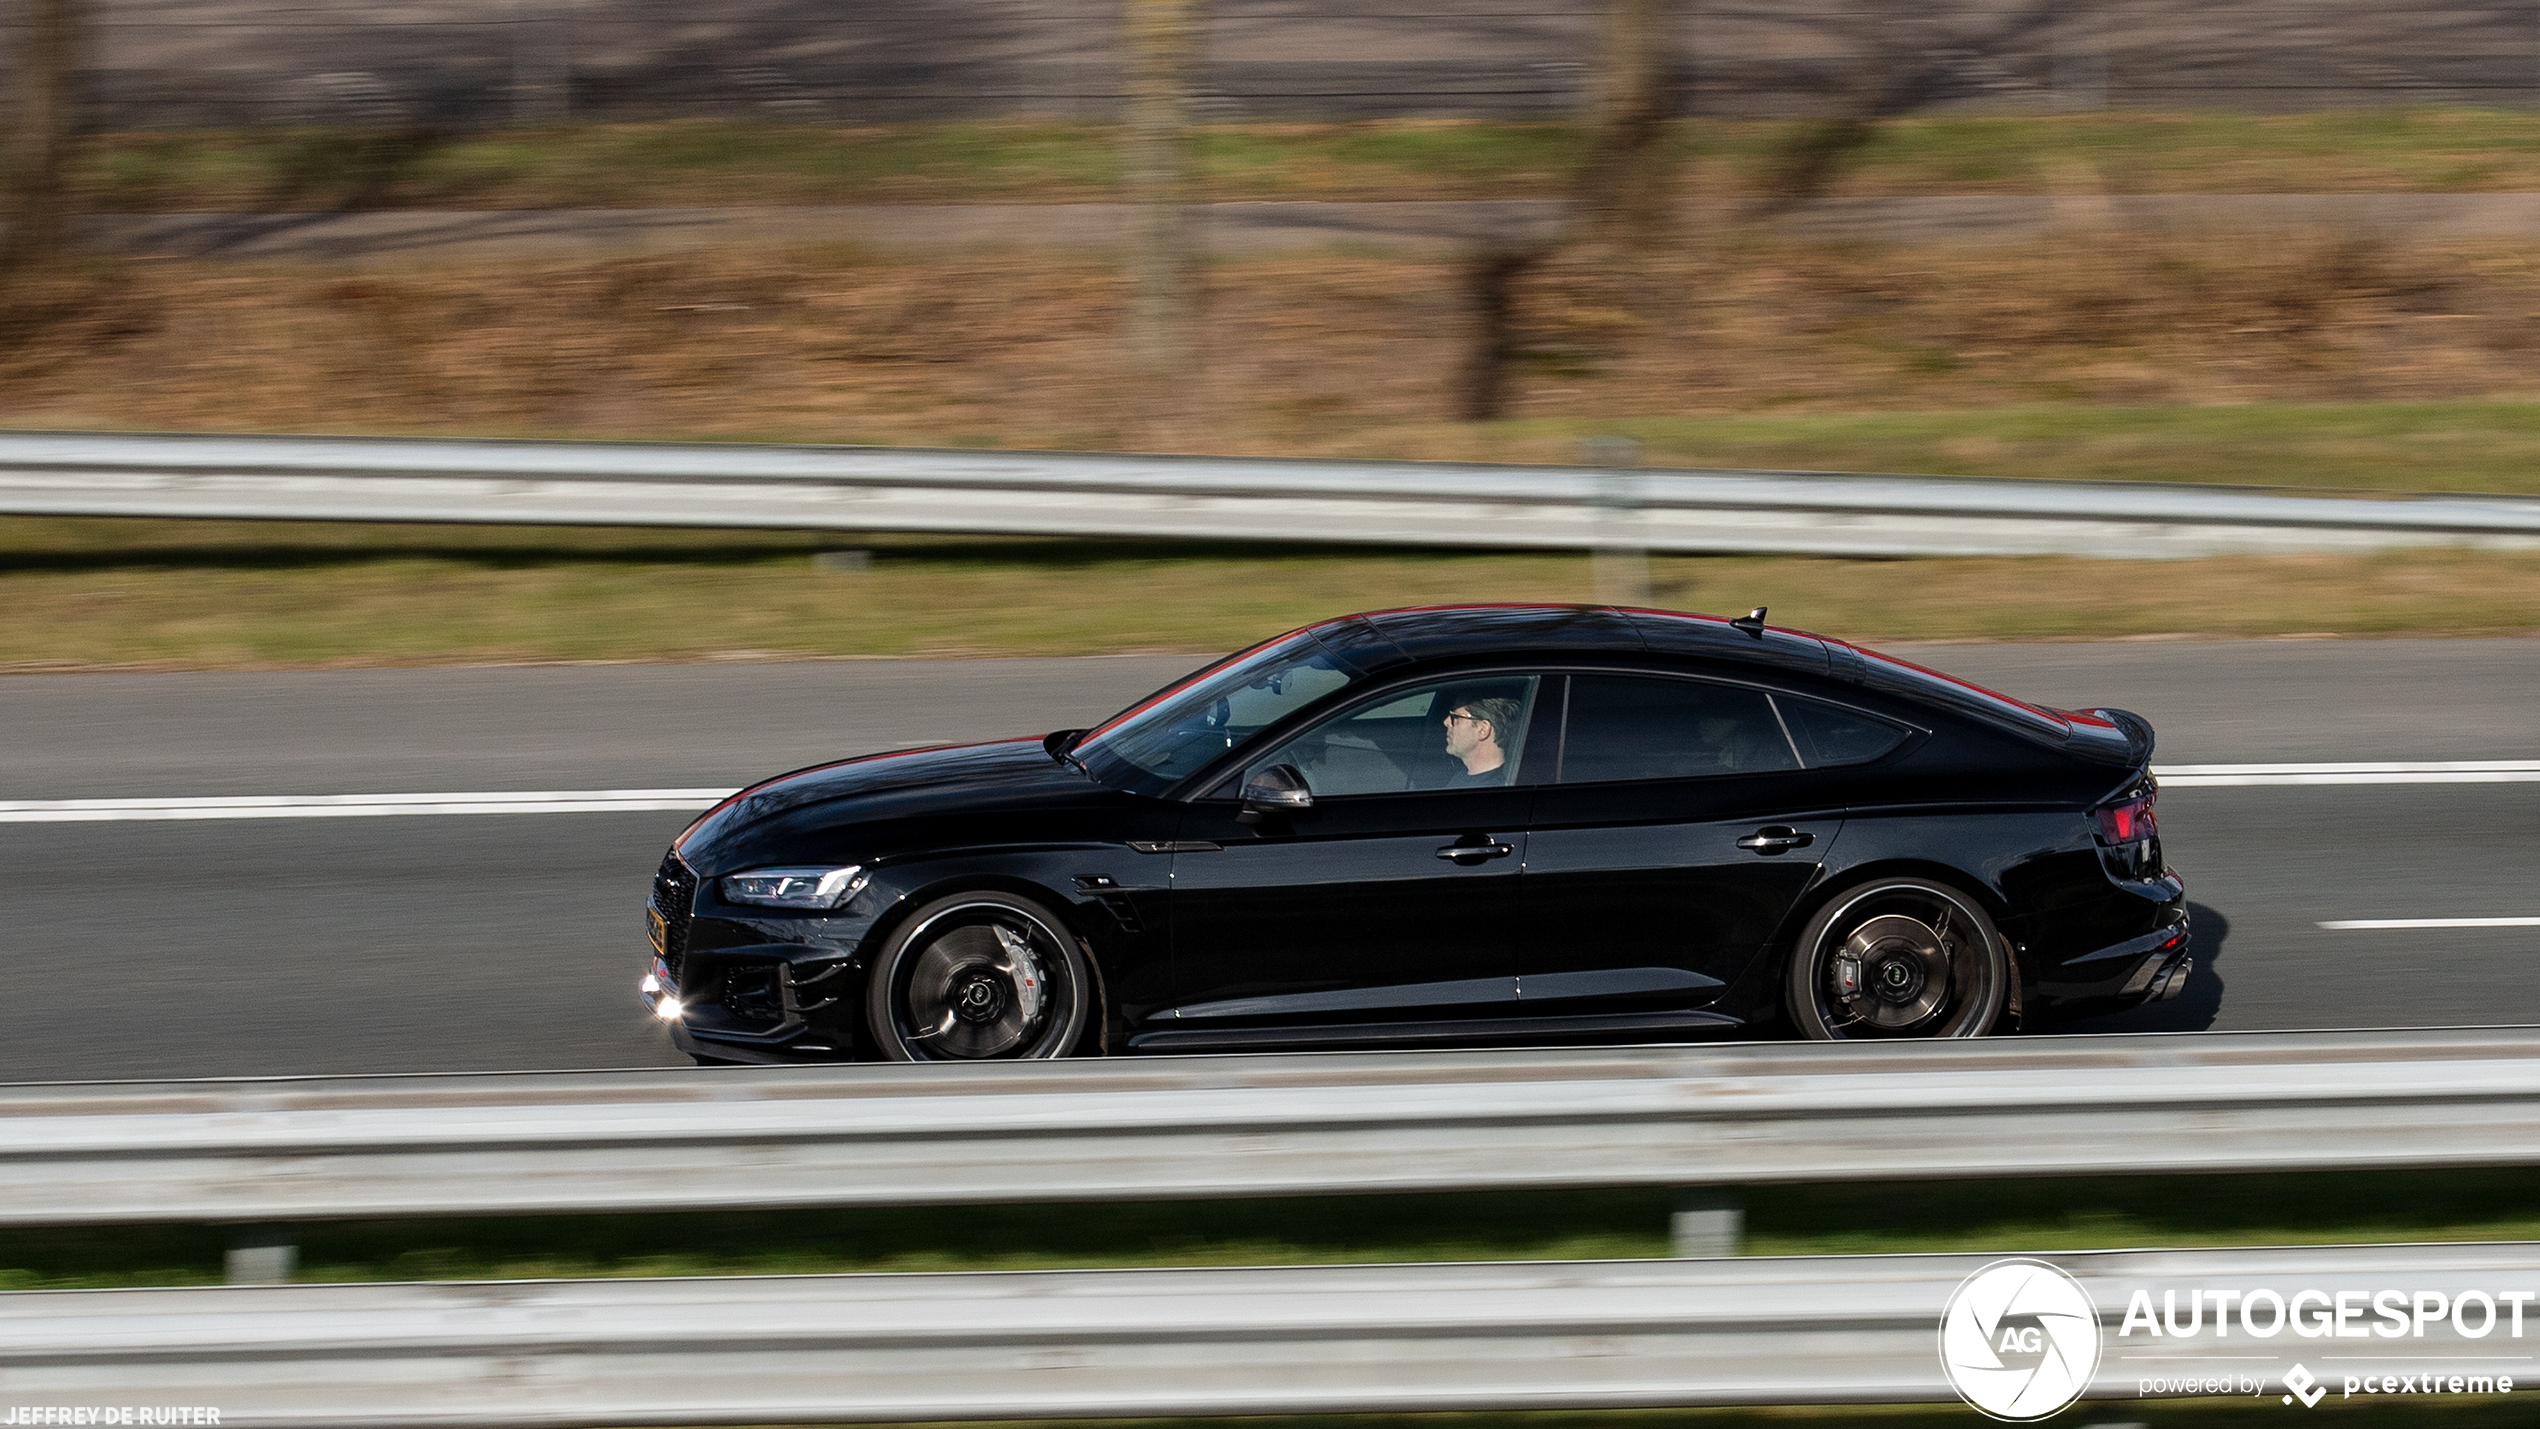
[2046,704,2155,772]
[2094,707,2156,766]
[2092,710,2153,776]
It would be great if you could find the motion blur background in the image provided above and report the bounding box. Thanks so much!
[38,1,2540,124]
[12,2,2540,659]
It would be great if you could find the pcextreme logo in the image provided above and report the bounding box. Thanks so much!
[1939,1259,2104,1421]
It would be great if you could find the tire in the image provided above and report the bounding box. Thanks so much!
[1786,877,2009,1040]
[866,891,1094,1062]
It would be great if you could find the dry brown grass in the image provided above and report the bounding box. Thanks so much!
[8,231,2540,458]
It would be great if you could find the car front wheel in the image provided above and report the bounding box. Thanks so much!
[866,891,1094,1061]
[1786,877,2009,1040]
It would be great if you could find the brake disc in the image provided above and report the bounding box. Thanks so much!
[1834,912,1953,1030]
[904,921,1051,1058]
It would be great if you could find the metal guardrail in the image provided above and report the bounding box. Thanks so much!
[7,1029,2540,1228]
[11,1243,2534,1426]
[6,430,2540,558]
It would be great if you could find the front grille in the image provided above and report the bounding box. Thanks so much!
[651,850,698,978]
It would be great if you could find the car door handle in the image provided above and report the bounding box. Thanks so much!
[1436,840,1515,863]
[1736,826,1814,855]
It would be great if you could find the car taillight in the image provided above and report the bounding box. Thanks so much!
[2092,791,2156,845]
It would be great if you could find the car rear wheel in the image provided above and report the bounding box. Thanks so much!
[1786,877,2008,1040]
[867,891,1094,1061]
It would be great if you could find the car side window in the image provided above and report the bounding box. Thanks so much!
[1559,674,1799,783]
[1777,694,1910,768]
[1248,675,1543,797]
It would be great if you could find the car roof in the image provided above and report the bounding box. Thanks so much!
[1309,603,1833,678]
[1300,603,2079,743]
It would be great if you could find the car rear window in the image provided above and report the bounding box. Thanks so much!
[1841,644,2072,742]
[1777,695,1911,767]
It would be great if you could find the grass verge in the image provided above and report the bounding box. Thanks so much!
[2,519,2537,670]
[1450,403,2540,495]
[6,1167,2540,1289]
[700,1407,2525,1428]
[71,109,2540,212]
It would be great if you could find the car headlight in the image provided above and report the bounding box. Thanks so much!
[720,865,866,909]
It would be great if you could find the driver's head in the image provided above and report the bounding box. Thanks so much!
[1443,694,1522,760]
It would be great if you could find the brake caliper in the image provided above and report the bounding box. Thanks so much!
[1831,950,1865,1004]
[993,924,1048,1027]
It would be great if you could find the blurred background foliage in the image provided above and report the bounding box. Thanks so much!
[8,4,2540,660]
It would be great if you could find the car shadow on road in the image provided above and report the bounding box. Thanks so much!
[2037,900,2228,1036]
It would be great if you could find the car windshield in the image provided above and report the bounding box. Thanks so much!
[1076,632,1363,796]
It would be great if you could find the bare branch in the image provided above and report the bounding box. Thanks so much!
[1744,1,2063,221]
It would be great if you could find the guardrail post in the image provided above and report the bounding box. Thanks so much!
[226,1225,297,1284]
[1670,1187,1742,1257]
[1582,436,1650,604]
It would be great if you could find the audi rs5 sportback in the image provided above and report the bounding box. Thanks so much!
[641,605,2187,1063]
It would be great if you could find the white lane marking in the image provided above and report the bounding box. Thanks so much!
[0,790,739,823]
[2319,917,2540,930]
[0,758,2531,822]
[2156,760,2540,786]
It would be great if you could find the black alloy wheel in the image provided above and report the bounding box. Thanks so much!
[1786,877,2008,1040]
[866,891,1093,1061]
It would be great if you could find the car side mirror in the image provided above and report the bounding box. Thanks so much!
[1237,764,1314,824]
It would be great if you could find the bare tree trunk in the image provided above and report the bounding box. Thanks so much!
[1124,0,1195,436]
[1454,244,1543,422]
[3,0,82,276]
[1458,0,1670,421]
[1575,0,1674,251]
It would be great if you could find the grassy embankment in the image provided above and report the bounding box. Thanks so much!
[593,1408,2518,1429]
[7,1166,2540,1289]
[7,497,2540,668]
[12,113,2540,665]
[11,397,2540,668]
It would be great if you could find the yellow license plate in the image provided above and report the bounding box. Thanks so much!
[646,905,669,959]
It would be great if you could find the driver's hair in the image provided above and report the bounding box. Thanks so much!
[1457,694,1523,749]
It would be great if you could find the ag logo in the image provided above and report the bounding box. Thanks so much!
[1939,1258,2103,1421]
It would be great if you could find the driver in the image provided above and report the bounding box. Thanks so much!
[1441,695,1521,787]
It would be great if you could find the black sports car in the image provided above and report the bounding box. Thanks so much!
[642,604,2187,1063]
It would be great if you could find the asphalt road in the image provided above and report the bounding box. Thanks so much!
[3,638,2535,1082]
